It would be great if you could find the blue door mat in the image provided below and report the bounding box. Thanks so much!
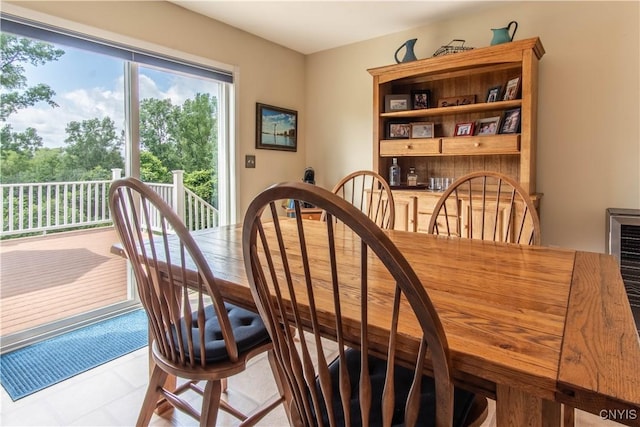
[1,309,148,401]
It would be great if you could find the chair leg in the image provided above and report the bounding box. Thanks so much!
[200,380,222,427]
[265,349,298,425]
[137,365,168,427]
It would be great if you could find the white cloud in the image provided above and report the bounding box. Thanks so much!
[165,76,216,105]
[8,84,125,148]
[6,73,218,149]
[139,74,163,101]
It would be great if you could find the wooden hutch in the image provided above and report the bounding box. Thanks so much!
[367,37,544,232]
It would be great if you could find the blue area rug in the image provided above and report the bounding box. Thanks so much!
[0,309,148,401]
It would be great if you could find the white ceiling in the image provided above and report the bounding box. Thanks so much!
[169,1,486,55]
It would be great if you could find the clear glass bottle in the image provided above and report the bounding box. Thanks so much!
[389,158,401,186]
[407,167,418,186]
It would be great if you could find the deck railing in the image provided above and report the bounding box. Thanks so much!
[1,169,218,237]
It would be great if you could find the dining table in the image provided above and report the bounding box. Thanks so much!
[112,219,640,426]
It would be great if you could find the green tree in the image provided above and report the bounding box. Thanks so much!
[139,98,181,170]
[0,149,30,182]
[138,94,218,207]
[140,151,171,183]
[0,34,64,121]
[1,34,64,182]
[76,166,113,181]
[63,117,124,177]
[184,169,217,208]
[177,93,217,172]
[30,147,63,182]
[1,124,43,157]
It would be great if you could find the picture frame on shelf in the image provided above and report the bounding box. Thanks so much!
[454,122,475,137]
[500,108,521,134]
[410,122,435,138]
[384,94,411,112]
[475,116,501,135]
[255,103,297,152]
[502,76,521,100]
[388,122,411,139]
[411,90,430,109]
[486,85,502,103]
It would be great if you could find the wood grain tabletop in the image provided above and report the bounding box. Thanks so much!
[114,219,639,425]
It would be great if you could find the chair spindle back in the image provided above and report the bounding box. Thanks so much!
[243,182,456,427]
[324,170,396,229]
[428,171,541,245]
[109,177,237,368]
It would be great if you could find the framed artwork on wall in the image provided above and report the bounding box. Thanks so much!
[256,103,298,151]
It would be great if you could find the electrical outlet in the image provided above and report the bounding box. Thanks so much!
[245,155,256,168]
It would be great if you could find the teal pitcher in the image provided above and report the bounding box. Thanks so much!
[394,38,418,63]
[490,21,518,45]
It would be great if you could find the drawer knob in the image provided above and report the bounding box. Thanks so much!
[406,144,412,149]
[474,142,481,148]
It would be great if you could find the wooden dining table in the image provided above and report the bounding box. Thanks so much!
[113,219,640,426]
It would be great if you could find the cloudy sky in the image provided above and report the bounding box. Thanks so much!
[7,43,218,148]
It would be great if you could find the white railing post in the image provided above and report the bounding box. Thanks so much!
[172,170,185,222]
[111,168,122,181]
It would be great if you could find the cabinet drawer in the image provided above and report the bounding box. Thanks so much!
[441,135,520,155]
[380,139,440,156]
[285,208,323,221]
[302,212,322,221]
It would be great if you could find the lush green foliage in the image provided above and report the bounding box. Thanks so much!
[0,34,64,121]
[184,169,217,208]
[63,117,124,172]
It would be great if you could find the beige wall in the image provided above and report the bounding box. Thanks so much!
[3,0,308,222]
[306,1,640,253]
[5,1,639,253]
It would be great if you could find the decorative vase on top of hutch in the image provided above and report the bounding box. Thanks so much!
[490,21,518,45]
[367,37,544,234]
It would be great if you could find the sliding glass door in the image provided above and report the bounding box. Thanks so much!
[0,15,234,351]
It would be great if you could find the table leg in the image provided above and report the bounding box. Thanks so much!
[496,384,560,426]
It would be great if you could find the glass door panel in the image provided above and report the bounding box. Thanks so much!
[0,35,134,352]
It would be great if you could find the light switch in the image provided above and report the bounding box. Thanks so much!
[245,155,256,168]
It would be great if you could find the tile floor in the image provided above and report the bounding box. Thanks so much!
[0,342,625,427]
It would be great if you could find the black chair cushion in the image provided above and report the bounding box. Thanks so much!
[313,348,476,427]
[175,303,270,363]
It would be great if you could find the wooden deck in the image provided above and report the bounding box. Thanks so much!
[0,227,128,337]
